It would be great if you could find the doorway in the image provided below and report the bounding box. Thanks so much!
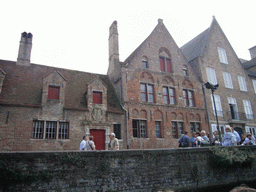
[90,129,105,150]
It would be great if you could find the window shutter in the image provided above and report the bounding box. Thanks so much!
[160,57,165,72]
[48,86,60,100]
[93,91,102,104]
[166,59,172,73]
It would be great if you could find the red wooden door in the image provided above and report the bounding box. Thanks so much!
[90,129,105,150]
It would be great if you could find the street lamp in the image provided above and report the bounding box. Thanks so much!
[204,82,222,143]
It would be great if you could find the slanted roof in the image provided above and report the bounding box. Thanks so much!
[246,70,256,78]
[0,68,6,75]
[0,60,124,113]
[243,57,256,70]
[181,28,210,62]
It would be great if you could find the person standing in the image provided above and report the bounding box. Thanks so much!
[232,127,241,145]
[222,126,236,146]
[201,130,210,141]
[190,132,197,147]
[87,136,96,151]
[241,133,256,145]
[80,135,87,151]
[108,133,119,150]
[178,131,191,147]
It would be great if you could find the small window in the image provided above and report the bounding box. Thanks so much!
[140,83,154,103]
[93,91,102,104]
[183,65,188,76]
[238,76,248,92]
[142,57,148,69]
[252,79,256,94]
[243,100,253,119]
[114,124,121,139]
[155,121,162,138]
[59,122,69,139]
[163,87,175,105]
[190,122,200,135]
[223,71,233,89]
[33,121,44,139]
[48,86,60,100]
[172,122,183,139]
[206,67,217,85]
[218,47,228,64]
[183,89,194,107]
[133,120,147,138]
[211,94,223,116]
[160,57,172,73]
[45,121,57,139]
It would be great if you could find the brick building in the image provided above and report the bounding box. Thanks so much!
[108,19,209,149]
[181,16,256,138]
[1,17,255,151]
[0,32,125,151]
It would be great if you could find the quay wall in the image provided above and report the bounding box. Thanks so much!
[0,146,256,191]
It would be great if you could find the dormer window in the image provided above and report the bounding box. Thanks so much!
[93,91,102,104]
[160,57,172,73]
[48,85,60,100]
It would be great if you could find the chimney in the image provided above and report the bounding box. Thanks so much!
[107,21,120,76]
[17,32,33,66]
[249,46,256,60]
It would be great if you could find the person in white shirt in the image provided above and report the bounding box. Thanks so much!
[222,126,236,146]
[242,133,256,146]
[232,128,241,145]
[80,135,87,151]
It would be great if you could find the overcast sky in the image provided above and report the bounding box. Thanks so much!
[0,0,255,74]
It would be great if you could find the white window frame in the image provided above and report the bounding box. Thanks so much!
[243,100,253,119]
[211,94,223,116]
[223,71,233,89]
[238,76,248,91]
[252,79,256,94]
[218,47,228,64]
[228,97,239,120]
[206,67,218,85]
[245,126,256,137]
[211,124,226,135]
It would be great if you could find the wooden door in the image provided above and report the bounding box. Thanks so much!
[90,129,105,150]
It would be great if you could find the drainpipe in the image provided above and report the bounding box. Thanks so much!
[120,72,129,149]
[202,84,213,144]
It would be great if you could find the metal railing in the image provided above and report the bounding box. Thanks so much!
[210,111,254,121]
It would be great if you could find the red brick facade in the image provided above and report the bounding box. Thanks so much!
[108,19,209,149]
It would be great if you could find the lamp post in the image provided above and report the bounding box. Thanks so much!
[204,82,222,143]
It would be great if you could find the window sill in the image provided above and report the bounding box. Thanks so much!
[156,137,165,140]
[30,139,70,141]
[132,137,150,140]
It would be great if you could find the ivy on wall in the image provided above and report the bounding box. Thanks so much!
[210,147,256,169]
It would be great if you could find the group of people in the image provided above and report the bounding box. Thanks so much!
[179,126,256,147]
[179,130,210,147]
[79,133,119,151]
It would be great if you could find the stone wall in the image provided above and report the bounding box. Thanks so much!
[0,146,256,191]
